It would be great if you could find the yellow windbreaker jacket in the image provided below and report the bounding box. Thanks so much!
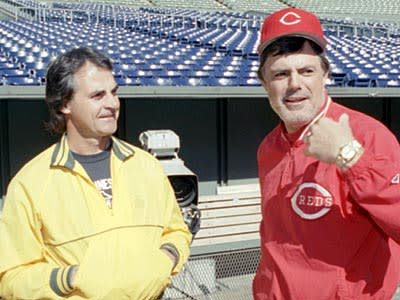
[0,135,192,299]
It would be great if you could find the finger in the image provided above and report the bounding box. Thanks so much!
[339,113,349,127]
[302,128,313,143]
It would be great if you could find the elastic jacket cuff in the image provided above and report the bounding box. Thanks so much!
[50,265,77,297]
[160,243,180,270]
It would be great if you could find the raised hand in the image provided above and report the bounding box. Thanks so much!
[304,113,356,164]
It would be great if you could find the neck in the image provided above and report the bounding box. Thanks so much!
[66,133,111,155]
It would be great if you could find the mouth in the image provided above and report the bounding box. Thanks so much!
[99,114,116,120]
[285,95,308,103]
[284,95,308,109]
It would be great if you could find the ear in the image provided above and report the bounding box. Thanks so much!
[59,101,71,115]
[323,69,329,81]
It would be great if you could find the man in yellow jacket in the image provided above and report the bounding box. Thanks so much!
[0,47,192,299]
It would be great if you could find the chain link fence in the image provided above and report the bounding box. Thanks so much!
[164,247,260,300]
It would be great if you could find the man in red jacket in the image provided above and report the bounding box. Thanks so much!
[253,7,400,300]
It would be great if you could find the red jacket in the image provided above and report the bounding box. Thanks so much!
[253,97,400,300]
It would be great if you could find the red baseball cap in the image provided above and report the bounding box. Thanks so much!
[258,7,327,54]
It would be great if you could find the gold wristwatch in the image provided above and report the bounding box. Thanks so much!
[336,139,363,169]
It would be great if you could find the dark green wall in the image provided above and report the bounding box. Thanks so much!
[0,96,399,196]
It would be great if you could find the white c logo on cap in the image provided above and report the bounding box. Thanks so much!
[280,12,301,25]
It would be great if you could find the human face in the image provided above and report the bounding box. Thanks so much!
[260,42,328,133]
[61,62,119,144]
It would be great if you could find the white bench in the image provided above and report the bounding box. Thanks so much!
[192,184,261,247]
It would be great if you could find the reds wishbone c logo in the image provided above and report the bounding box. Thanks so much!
[280,12,301,25]
[291,182,333,220]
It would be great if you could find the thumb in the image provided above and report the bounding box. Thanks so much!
[339,113,350,128]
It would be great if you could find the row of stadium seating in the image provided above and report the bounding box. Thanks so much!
[0,2,399,87]
[327,33,400,87]
[12,0,400,21]
[10,0,400,28]
[286,0,400,22]
[9,0,284,12]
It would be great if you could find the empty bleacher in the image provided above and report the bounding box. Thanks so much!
[222,0,287,12]
[0,0,400,87]
[285,0,400,23]
[0,0,399,88]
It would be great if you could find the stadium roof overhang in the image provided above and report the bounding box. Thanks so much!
[0,86,399,100]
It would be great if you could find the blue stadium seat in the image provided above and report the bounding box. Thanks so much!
[330,72,350,86]
[376,74,390,87]
[387,80,400,87]
[7,76,40,85]
[0,7,398,87]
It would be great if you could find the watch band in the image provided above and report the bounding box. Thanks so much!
[336,139,363,169]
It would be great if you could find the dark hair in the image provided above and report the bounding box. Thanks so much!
[257,37,330,81]
[45,47,113,134]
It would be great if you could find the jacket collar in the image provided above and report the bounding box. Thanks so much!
[50,134,135,169]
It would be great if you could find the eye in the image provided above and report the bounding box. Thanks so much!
[274,71,287,79]
[91,91,105,100]
[301,68,315,76]
[111,86,119,96]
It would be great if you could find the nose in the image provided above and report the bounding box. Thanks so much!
[104,92,119,109]
[288,72,301,90]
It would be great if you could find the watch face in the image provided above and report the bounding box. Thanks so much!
[342,145,356,160]
[337,140,362,168]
